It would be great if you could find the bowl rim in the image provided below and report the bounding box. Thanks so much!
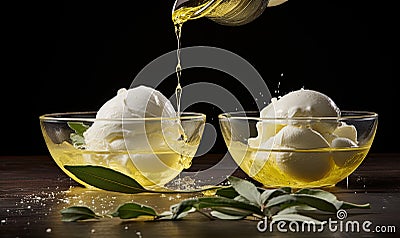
[218,110,378,120]
[39,111,206,122]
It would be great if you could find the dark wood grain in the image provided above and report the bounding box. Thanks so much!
[1,154,399,237]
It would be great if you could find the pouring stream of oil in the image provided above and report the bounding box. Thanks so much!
[172,0,219,117]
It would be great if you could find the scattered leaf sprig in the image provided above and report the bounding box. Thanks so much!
[61,165,371,223]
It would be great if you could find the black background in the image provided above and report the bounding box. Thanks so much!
[2,0,397,155]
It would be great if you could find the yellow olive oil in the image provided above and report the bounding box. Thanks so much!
[42,132,197,189]
[227,141,372,188]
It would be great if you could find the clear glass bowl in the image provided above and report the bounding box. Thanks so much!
[40,112,206,189]
[219,111,378,188]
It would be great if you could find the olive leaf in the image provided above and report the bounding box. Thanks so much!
[260,187,291,206]
[276,204,317,215]
[214,207,253,217]
[210,211,247,220]
[227,176,262,206]
[295,188,370,210]
[59,175,371,223]
[60,206,101,222]
[171,197,263,219]
[64,165,148,194]
[67,122,89,136]
[70,133,85,148]
[112,203,158,219]
[266,194,339,214]
[295,188,342,209]
[67,122,89,148]
[215,186,238,198]
[158,207,196,220]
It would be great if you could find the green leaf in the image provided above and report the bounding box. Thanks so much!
[294,194,341,212]
[67,122,89,149]
[215,186,238,199]
[295,188,338,203]
[158,207,196,220]
[276,205,317,215]
[295,188,345,210]
[64,165,148,194]
[213,207,253,217]
[266,188,371,216]
[266,194,339,213]
[260,188,291,205]
[67,122,89,136]
[60,206,101,222]
[172,197,263,219]
[177,208,197,219]
[70,133,85,148]
[210,211,247,220]
[227,176,261,206]
[234,195,252,203]
[112,203,158,219]
[295,188,370,210]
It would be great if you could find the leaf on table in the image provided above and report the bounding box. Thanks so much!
[265,187,372,218]
[215,186,238,199]
[295,188,341,207]
[266,193,339,214]
[293,194,340,213]
[60,206,101,222]
[172,197,263,219]
[294,188,370,210]
[112,203,158,219]
[227,176,261,206]
[234,195,252,204]
[212,207,253,218]
[260,187,291,206]
[210,211,247,220]
[158,207,196,220]
[276,204,317,215]
[64,165,148,194]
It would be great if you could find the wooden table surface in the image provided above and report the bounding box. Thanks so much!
[1,154,399,237]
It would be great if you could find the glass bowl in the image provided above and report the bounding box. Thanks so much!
[40,112,206,189]
[218,111,378,188]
